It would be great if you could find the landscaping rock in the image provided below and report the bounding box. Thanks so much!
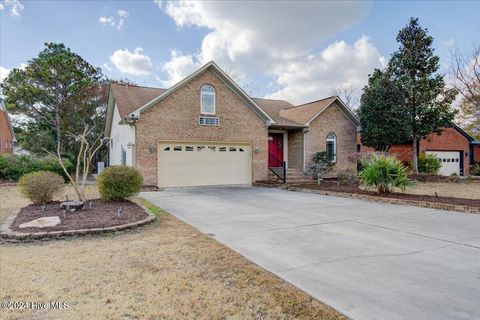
[19,216,61,229]
[60,201,84,212]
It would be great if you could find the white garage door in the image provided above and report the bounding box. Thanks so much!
[157,142,252,187]
[425,151,461,176]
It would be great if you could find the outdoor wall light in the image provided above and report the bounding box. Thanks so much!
[149,144,157,154]
[254,147,260,153]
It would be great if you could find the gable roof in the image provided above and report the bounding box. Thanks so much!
[279,96,337,125]
[133,61,274,124]
[103,61,361,137]
[252,98,305,127]
[104,83,166,137]
[452,123,475,142]
[278,96,360,127]
[111,83,166,119]
[0,99,16,142]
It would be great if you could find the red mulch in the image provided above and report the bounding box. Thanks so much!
[12,199,148,233]
[288,180,480,208]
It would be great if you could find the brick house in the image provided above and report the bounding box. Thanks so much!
[357,125,479,176]
[0,98,15,155]
[105,61,360,187]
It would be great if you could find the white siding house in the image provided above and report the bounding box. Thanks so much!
[109,104,135,166]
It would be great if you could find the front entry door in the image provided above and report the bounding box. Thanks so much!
[268,133,284,167]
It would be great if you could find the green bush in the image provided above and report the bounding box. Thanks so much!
[0,154,73,182]
[359,154,412,193]
[337,168,357,185]
[18,171,64,204]
[417,153,441,174]
[311,151,334,180]
[97,166,143,200]
[470,162,480,176]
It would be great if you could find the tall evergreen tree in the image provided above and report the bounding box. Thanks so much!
[358,69,410,151]
[389,18,457,173]
[0,43,103,156]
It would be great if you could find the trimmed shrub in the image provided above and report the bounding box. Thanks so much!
[310,151,334,180]
[337,168,357,185]
[359,154,412,193]
[97,166,143,200]
[470,162,480,176]
[18,171,64,204]
[0,154,73,182]
[417,153,441,174]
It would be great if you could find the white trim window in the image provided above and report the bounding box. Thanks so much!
[326,133,336,162]
[200,85,215,114]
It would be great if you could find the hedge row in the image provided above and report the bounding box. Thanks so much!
[0,154,73,182]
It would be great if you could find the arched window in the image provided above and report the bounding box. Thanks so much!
[200,85,215,114]
[326,133,336,162]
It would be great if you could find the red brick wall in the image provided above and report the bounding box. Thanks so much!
[357,128,471,175]
[135,69,269,186]
[472,145,480,162]
[419,128,470,175]
[0,111,14,154]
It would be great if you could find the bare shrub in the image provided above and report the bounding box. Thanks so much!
[18,171,64,204]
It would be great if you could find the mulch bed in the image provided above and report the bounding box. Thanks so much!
[288,180,480,208]
[11,199,149,233]
[408,174,459,182]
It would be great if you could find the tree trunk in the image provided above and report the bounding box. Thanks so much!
[412,135,418,174]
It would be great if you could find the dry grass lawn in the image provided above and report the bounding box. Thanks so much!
[404,180,480,199]
[0,185,344,320]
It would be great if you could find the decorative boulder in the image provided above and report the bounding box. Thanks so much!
[19,216,61,228]
[60,201,84,212]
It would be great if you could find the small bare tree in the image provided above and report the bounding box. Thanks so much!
[329,86,360,109]
[45,124,104,202]
[451,43,480,136]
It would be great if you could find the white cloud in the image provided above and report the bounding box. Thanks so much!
[158,1,379,103]
[102,63,113,72]
[267,36,387,104]
[117,9,129,18]
[110,48,153,76]
[0,66,11,83]
[154,0,163,9]
[99,9,129,30]
[159,50,199,87]
[1,0,24,16]
[99,16,115,26]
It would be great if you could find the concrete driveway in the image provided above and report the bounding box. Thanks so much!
[141,187,480,320]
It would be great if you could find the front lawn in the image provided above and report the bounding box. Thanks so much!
[0,185,344,320]
[404,180,480,199]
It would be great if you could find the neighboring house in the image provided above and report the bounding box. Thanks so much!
[357,125,480,176]
[0,99,15,155]
[105,61,359,188]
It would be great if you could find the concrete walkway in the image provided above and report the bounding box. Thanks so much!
[141,187,480,320]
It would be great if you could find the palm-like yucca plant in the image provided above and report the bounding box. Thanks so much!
[359,154,413,193]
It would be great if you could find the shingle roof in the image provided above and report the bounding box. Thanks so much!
[109,82,347,127]
[110,83,166,118]
[279,96,337,125]
[252,98,304,127]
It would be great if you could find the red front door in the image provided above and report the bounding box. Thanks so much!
[268,133,284,167]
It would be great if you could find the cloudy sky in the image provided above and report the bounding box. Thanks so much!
[1,0,479,105]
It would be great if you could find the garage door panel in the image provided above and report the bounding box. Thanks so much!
[425,151,460,176]
[158,142,252,187]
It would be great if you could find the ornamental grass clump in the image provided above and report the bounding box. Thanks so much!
[359,154,412,193]
[97,166,143,200]
[18,171,65,204]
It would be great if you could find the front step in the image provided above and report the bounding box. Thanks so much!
[268,167,314,184]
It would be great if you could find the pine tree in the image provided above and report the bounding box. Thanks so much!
[389,18,457,173]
